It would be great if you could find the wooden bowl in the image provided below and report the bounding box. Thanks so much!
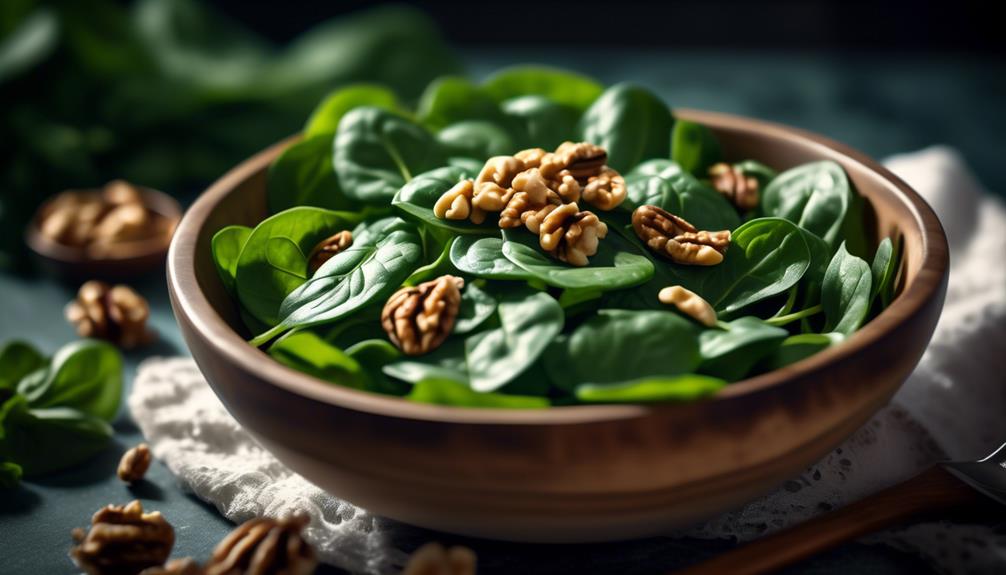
[26,187,181,282]
[167,110,948,542]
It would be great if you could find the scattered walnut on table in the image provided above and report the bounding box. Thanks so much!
[709,162,760,211]
[70,500,175,575]
[631,205,731,266]
[65,280,155,349]
[139,558,204,575]
[659,285,718,327]
[204,514,316,575]
[117,443,152,484]
[307,230,353,275]
[382,275,464,356]
[402,542,477,575]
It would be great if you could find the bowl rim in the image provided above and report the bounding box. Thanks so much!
[167,108,949,425]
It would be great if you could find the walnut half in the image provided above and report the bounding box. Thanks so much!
[204,515,316,575]
[631,205,730,266]
[382,275,465,355]
[403,542,477,575]
[659,285,718,327]
[709,162,760,211]
[71,500,175,575]
[117,443,152,484]
[537,202,608,267]
[65,281,155,349]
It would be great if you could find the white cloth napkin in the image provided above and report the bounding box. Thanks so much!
[130,147,1006,575]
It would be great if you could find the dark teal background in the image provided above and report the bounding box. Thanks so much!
[4,48,1002,573]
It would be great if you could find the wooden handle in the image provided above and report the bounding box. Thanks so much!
[672,466,986,575]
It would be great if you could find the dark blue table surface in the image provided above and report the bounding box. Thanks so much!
[6,48,1002,574]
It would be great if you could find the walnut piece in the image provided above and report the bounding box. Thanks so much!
[659,286,718,327]
[65,281,155,349]
[71,500,175,575]
[118,443,152,484]
[382,276,464,355]
[402,542,477,575]
[537,202,608,267]
[139,558,204,575]
[433,179,475,221]
[709,163,759,211]
[204,515,316,575]
[307,230,353,275]
[540,141,607,181]
[581,166,626,211]
[631,205,731,266]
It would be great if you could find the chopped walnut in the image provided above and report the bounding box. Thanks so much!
[381,275,464,355]
[513,147,547,169]
[709,163,760,211]
[65,281,155,348]
[632,205,731,266]
[71,500,175,575]
[581,166,626,211]
[550,170,582,203]
[510,168,551,206]
[659,286,718,327]
[539,141,607,181]
[475,155,524,190]
[402,542,477,575]
[538,202,608,267]
[307,230,353,275]
[117,443,152,484]
[204,515,316,575]
[139,558,204,575]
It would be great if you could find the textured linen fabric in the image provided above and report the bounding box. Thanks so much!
[130,147,1006,574]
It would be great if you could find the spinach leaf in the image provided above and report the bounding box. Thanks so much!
[0,461,22,488]
[436,120,515,160]
[0,396,113,477]
[698,317,788,381]
[345,339,408,396]
[236,207,360,326]
[0,341,45,391]
[763,333,845,370]
[392,166,498,235]
[671,120,721,175]
[662,171,742,231]
[455,282,497,334]
[417,76,508,131]
[481,65,603,111]
[734,160,777,191]
[822,242,873,336]
[548,309,701,389]
[384,336,470,384]
[269,331,368,390]
[16,340,122,422]
[211,225,252,296]
[252,223,424,345]
[267,136,358,214]
[501,95,580,151]
[465,287,564,392]
[304,84,400,138]
[870,237,897,310]
[630,158,682,180]
[500,229,653,290]
[575,374,726,404]
[408,378,549,409]
[449,236,534,280]
[762,160,852,249]
[579,83,673,173]
[333,106,446,204]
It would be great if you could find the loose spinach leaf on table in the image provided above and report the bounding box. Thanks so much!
[0,341,46,391]
[211,225,252,295]
[235,207,361,327]
[671,120,721,176]
[575,374,727,404]
[481,65,603,112]
[16,339,122,422]
[698,317,789,382]
[392,166,498,235]
[269,331,368,391]
[500,95,581,151]
[465,287,564,392]
[762,160,852,249]
[579,83,674,173]
[267,135,357,214]
[408,378,549,409]
[822,242,873,336]
[333,106,447,204]
[450,236,536,281]
[304,83,401,138]
[436,121,516,160]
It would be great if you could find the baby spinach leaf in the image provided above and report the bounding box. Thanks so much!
[870,237,896,310]
[763,333,845,370]
[501,95,580,151]
[345,339,408,396]
[267,135,357,214]
[822,242,873,336]
[304,83,401,138]
[417,76,509,131]
[0,341,45,391]
[549,309,701,389]
[455,282,497,335]
[408,378,549,409]
[446,156,485,174]
[575,374,726,404]
[698,317,788,381]
[671,120,721,175]
[630,158,682,180]
[0,399,113,477]
[500,229,654,290]
[465,287,564,392]
[383,336,470,384]
[481,65,603,111]
[579,83,673,173]
[253,223,424,345]
[333,106,446,204]
[0,461,22,488]
[662,171,742,232]
[762,160,851,249]
[392,166,498,235]
[16,340,122,422]
[449,236,534,280]
[436,120,515,160]
[211,225,252,296]
[236,207,360,326]
[269,331,368,390]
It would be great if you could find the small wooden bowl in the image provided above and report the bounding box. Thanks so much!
[26,187,182,281]
[167,111,948,542]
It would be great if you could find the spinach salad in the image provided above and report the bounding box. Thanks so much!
[212,67,900,408]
